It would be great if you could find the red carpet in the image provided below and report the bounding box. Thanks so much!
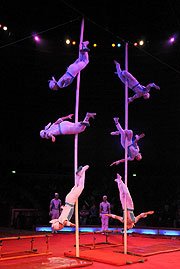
[0,232,180,268]
[65,249,147,266]
[125,241,180,256]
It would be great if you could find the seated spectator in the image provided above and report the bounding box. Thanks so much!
[174,207,180,228]
[89,204,98,224]
[158,204,173,227]
[79,205,89,225]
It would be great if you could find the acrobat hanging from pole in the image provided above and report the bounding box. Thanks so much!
[40,112,96,142]
[50,165,89,231]
[110,117,145,166]
[114,60,160,103]
[49,41,90,90]
[104,173,154,229]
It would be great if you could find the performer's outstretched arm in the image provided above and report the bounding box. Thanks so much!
[128,94,140,104]
[146,83,160,91]
[133,133,145,145]
[48,133,56,142]
[110,157,133,166]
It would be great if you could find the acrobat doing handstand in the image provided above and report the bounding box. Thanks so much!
[110,117,144,166]
[49,41,90,90]
[40,112,96,142]
[105,174,154,229]
[50,165,89,231]
[114,60,160,103]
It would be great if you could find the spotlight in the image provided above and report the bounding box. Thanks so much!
[112,43,115,47]
[117,43,121,47]
[3,26,7,31]
[169,37,175,43]
[93,43,97,47]
[134,42,138,46]
[66,39,71,45]
[139,40,144,46]
[72,41,76,45]
[34,35,40,42]
[12,170,16,174]
[133,173,136,177]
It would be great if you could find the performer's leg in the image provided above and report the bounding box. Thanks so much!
[121,71,139,89]
[124,130,133,142]
[67,42,89,77]
[105,216,109,231]
[66,165,89,204]
[81,112,96,126]
[113,117,126,148]
[101,215,105,231]
[114,61,125,84]
[115,175,134,210]
[54,210,60,219]
[67,57,88,77]
[51,209,58,233]
[60,121,86,135]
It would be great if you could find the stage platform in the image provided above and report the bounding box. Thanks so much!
[0,227,180,268]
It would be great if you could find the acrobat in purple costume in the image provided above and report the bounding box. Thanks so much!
[40,113,96,142]
[110,117,145,166]
[114,60,160,103]
[50,165,89,231]
[49,41,90,90]
[104,174,154,229]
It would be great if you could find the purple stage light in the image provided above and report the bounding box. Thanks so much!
[169,37,175,43]
[34,35,40,42]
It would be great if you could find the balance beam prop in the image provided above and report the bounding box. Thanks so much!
[0,234,52,261]
[79,229,124,250]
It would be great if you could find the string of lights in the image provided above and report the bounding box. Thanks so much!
[0,17,81,49]
[0,1,179,74]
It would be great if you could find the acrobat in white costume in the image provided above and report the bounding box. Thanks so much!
[114,60,160,103]
[110,117,145,166]
[49,41,90,90]
[40,112,96,142]
[104,174,154,229]
[50,165,89,231]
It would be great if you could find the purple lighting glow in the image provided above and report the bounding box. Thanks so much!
[169,37,175,43]
[34,35,40,42]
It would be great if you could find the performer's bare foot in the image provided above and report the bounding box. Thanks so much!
[113,117,119,124]
[110,131,120,135]
[114,173,122,183]
[114,60,120,67]
[76,165,89,176]
[154,84,160,90]
[135,133,145,140]
[128,97,133,104]
[141,211,154,218]
[146,211,154,215]
[68,114,74,120]
[86,112,96,119]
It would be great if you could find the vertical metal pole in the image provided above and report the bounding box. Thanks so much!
[74,18,84,258]
[124,42,128,254]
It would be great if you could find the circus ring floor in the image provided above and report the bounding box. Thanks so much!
[0,226,180,268]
